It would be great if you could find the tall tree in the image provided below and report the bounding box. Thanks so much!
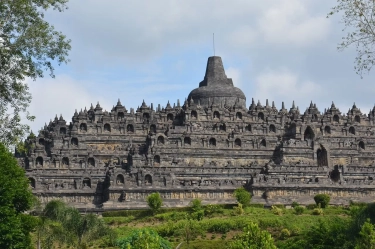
[0,0,71,148]
[328,0,375,77]
[0,142,36,248]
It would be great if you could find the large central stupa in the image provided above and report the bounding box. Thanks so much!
[188,56,246,108]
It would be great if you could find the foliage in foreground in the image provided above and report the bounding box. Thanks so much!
[0,142,36,248]
[147,192,163,214]
[228,222,277,249]
[314,194,330,208]
[328,0,375,77]
[234,187,251,207]
[0,0,71,147]
[37,200,115,249]
[116,228,171,249]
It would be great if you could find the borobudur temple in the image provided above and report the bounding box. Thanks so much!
[17,56,375,210]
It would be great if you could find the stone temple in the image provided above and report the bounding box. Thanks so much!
[18,56,375,209]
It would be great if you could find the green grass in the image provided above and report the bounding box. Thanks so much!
[100,205,351,248]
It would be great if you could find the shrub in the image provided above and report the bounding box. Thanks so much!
[271,206,283,216]
[306,204,317,210]
[234,187,252,207]
[280,228,291,239]
[291,201,299,208]
[204,204,224,217]
[116,228,171,249]
[191,210,204,221]
[190,199,203,213]
[147,192,163,214]
[228,222,277,249]
[294,206,305,215]
[312,208,324,215]
[314,194,330,208]
[233,203,244,215]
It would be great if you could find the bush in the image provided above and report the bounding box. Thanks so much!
[190,199,203,213]
[306,204,317,210]
[191,210,204,221]
[234,187,251,207]
[233,203,244,215]
[312,208,324,215]
[280,228,291,239]
[147,192,163,214]
[314,194,330,208]
[116,228,171,249]
[271,206,283,216]
[291,201,299,208]
[294,206,305,215]
[204,204,224,217]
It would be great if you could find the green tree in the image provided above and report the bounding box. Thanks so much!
[0,0,71,147]
[234,187,251,207]
[328,0,375,77]
[40,200,112,249]
[147,192,163,214]
[116,228,171,249]
[0,142,36,248]
[355,219,375,249]
[314,194,331,208]
[228,222,277,249]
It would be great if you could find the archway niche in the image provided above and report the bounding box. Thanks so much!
[304,126,315,140]
[324,126,331,135]
[143,113,150,120]
[104,123,111,132]
[330,166,340,182]
[219,123,226,132]
[290,123,296,138]
[355,115,361,123]
[260,139,266,148]
[213,111,220,119]
[258,112,264,121]
[150,124,156,133]
[71,137,78,146]
[349,126,355,135]
[154,155,160,165]
[29,178,36,188]
[113,157,120,165]
[209,138,216,147]
[245,124,252,132]
[59,127,66,135]
[333,115,340,123]
[184,137,191,146]
[116,174,125,185]
[167,113,174,121]
[317,146,328,167]
[313,114,319,122]
[36,157,43,166]
[359,141,365,150]
[117,112,125,120]
[236,112,242,120]
[80,123,87,132]
[157,136,165,145]
[145,175,152,186]
[269,124,276,133]
[127,124,134,133]
[234,138,241,148]
[191,110,197,119]
[88,157,95,167]
[62,157,69,166]
[83,178,91,188]
[38,138,45,146]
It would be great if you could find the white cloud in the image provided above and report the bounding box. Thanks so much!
[258,0,330,46]
[27,76,112,133]
[226,67,242,88]
[254,69,322,108]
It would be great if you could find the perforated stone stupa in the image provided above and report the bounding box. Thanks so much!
[18,56,375,209]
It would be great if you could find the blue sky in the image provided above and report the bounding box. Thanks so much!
[26,0,375,133]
